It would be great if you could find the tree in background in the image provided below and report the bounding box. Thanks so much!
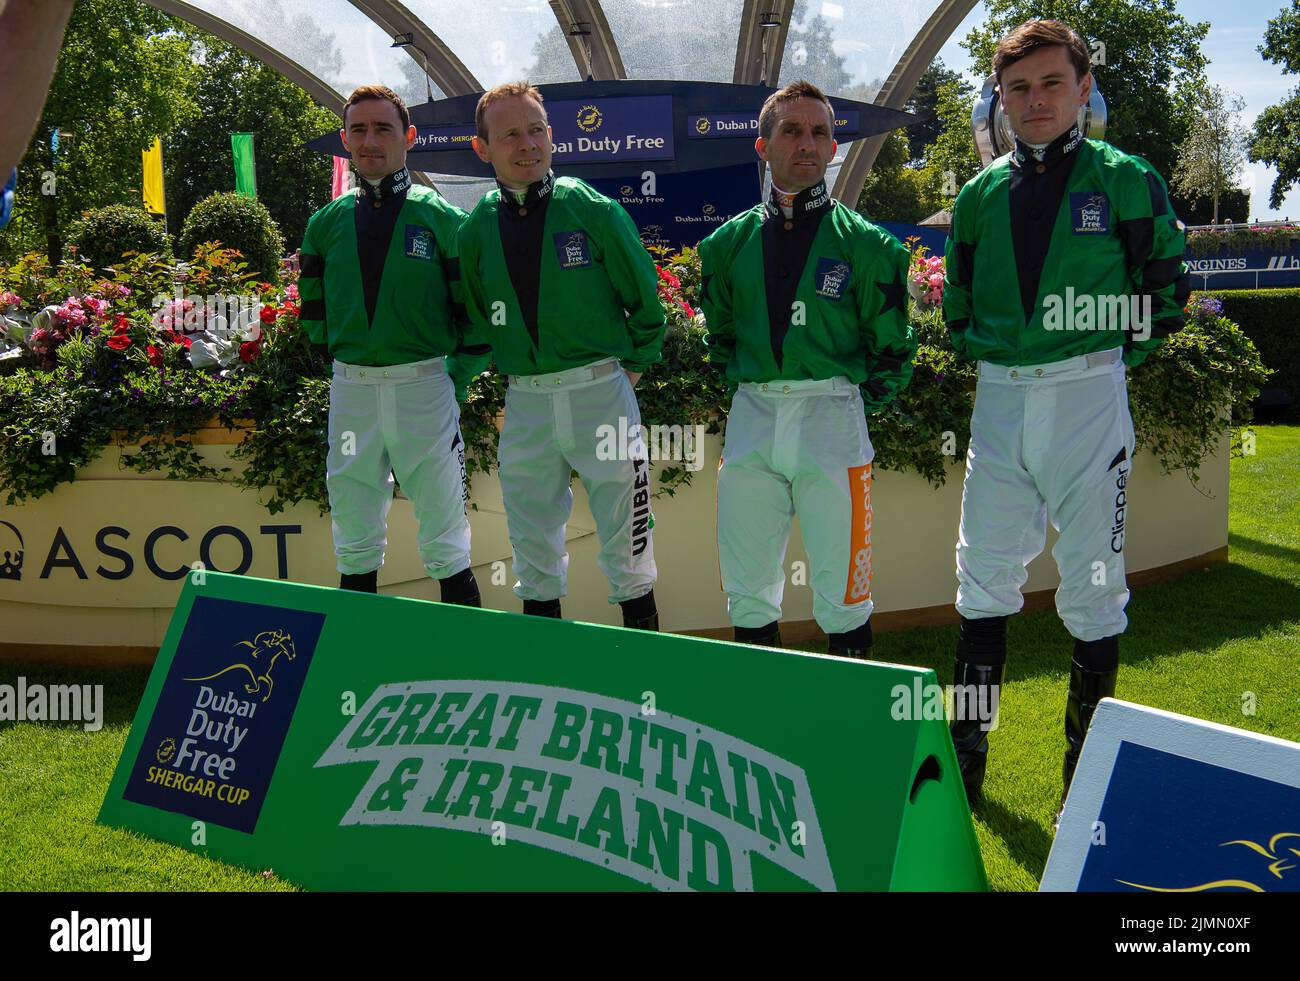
[2,0,198,263]
[906,59,974,166]
[166,32,337,251]
[1172,85,1249,224]
[856,130,928,223]
[914,77,984,215]
[1248,1,1300,210]
[962,1,1209,201]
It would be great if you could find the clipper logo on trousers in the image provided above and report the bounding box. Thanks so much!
[844,463,873,604]
[453,431,468,513]
[1109,446,1130,554]
[632,455,650,557]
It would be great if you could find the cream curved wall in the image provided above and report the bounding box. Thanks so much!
[0,429,1229,655]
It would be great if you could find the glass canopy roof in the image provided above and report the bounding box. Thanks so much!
[147,0,973,205]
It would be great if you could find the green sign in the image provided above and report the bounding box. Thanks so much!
[99,572,987,891]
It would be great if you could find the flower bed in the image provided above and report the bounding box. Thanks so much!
[0,239,1270,512]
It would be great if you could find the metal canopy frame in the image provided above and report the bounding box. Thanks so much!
[143,0,975,207]
[346,0,481,95]
[548,0,626,81]
[146,0,345,116]
[831,0,979,203]
[733,0,792,86]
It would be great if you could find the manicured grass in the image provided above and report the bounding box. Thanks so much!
[2,427,1296,891]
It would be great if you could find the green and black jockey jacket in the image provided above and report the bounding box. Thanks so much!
[943,124,1192,367]
[698,179,917,409]
[456,172,666,377]
[298,166,483,397]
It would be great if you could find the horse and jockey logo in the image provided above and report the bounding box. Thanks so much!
[183,628,297,702]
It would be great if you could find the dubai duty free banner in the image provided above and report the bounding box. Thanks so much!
[98,572,986,891]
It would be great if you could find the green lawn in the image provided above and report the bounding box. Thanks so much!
[2,426,1297,892]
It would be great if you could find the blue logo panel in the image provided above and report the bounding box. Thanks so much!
[814,257,853,301]
[405,225,435,261]
[122,597,325,833]
[1079,741,1300,892]
[1070,191,1110,234]
[553,231,592,269]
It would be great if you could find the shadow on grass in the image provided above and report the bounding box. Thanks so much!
[0,661,152,733]
[973,793,1057,886]
[1229,531,1300,564]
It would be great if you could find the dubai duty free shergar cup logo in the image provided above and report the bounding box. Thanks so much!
[577,105,603,132]
[695,117,711,135]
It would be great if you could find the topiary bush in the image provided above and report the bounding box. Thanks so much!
[179,192,285,284]
[1203,288,1300,417]
[65,205,172,272]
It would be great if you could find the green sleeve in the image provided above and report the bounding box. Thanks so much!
[859,231,917,411]
[448,220,495,397]
[437,204,489,401]
[298,214,327,348]
[1116,157,1192,367]
[697,230,736,389]
[600,198,665,373]
[943,180,977,357]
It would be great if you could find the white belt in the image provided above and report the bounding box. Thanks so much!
[740,375,855,397]
[979,346,1122,382]
[332,356,446,382]
[510,357,620,391]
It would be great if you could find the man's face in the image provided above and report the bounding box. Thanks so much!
[472,95,552,189]
[340,98,415,182]
[756,96,837,193]
[998,44,1092,146]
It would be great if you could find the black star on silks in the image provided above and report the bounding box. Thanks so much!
[874,271,907,316]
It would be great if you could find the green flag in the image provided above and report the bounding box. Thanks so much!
[231,132,257,197]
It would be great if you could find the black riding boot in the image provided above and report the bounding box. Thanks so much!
[620,590,659,631]
[522,598,562,619]
[1056,636,1119,830]
[339,570,378,593]
[827,619,873,660]
[734,620,782,648]
[438,568,481,607]
[950,615,1007,807]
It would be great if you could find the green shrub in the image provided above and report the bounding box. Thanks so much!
[179,192,285,284]
[1202,288,1300,416]
[65,205,171,272]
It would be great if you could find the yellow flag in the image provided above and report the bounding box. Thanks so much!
[142,137,166,215]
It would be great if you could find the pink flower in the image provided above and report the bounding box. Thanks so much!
[928,273,944,289]
[285,283,299,301]
[0,291,21,309]
[55,300,87,330]
[29,326,53,355]
[82,296,110,320]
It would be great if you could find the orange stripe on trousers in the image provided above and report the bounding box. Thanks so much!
[843,462,873,605]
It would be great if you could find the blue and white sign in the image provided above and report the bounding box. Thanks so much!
[687,110,860,139]
[1185,242,1300,289]
[1042,699,1300,892]
[548,96,674,163]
